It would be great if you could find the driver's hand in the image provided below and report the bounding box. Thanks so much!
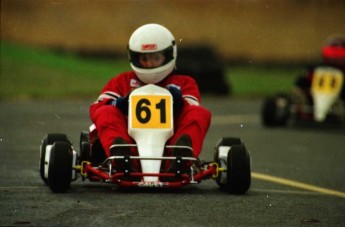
[109,94,130,115]
[167,85,184,116]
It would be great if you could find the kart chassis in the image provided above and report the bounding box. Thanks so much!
[40,85,251,194]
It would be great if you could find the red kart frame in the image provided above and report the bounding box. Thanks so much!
[78,156,220,188]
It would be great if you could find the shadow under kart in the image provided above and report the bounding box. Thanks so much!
[39,85,251,194]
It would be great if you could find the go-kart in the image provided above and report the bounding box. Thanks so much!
[261,66,345,127]
[39,84,251,194]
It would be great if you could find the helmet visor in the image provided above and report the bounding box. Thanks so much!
[129,46,174,69]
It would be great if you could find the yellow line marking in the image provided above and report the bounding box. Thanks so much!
[252,172,345,198]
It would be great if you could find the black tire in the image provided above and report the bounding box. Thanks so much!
[79,131,91,163]
[48,141,73,193]
[79,131,106,166]
[225,144,251,194]
[176,45,229,95]
[80,142,91,163]
[39,133,69,184]
[214,137,242,189]
[90,138,107,166]
[261,94,291,127]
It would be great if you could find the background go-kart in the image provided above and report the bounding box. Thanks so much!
[1,0,345,226]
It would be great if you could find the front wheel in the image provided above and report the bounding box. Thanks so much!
[39,133,70,184]
[48,141,73,193]
[215,141,251,194]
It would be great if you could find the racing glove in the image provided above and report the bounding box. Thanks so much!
[109,96,129,115]
[167,85,184,116]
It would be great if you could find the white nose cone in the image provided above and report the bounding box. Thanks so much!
[311,66,344,122]
[128,84,174,182]
[312,93,336,122]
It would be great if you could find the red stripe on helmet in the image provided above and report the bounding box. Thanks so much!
[322,46,345,58]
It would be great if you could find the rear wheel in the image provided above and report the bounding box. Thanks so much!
[39,133,69,184]
[262,94,291,127]
[226,144,251,194]
[214,137,241,189]
[214,137,251,194]
[48,141,73,193]
[79,131,91,163]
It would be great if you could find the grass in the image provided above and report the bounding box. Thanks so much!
[228,65,302,97]
[0,42,130,99]
[0,41,303,100]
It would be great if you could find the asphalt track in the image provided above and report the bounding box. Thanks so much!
[1,98,344,226]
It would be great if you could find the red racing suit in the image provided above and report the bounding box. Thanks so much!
[90,71,212,158]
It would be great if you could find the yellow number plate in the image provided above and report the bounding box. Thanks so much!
[130,95,172,129]
[312,67,344,94]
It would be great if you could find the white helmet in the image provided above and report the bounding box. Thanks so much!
[128,24,177,84]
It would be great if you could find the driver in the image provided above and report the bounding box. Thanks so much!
[89,23,212,172]
[294,36,345,104]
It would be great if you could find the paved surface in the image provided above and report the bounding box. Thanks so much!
[1,98,344,226]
